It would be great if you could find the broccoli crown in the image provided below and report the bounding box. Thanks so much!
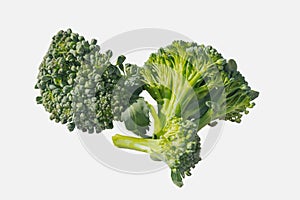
[143,41,259,129]
[35,29,121,132]
[35,29,97,130]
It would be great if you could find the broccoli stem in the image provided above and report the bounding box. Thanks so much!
[198,109,214,129]
[146,103,161,134]
[112,134,159,153]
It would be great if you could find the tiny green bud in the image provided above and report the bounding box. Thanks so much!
[91,39,97,45]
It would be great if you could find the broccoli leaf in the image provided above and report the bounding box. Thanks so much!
[121,98,150,138]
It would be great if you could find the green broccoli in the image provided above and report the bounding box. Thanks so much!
[35,29,122,133]
[113,117,200,187]
[36,30,259,187]
[112,41,259,187]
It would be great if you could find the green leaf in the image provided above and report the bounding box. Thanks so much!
[121,98,150,137]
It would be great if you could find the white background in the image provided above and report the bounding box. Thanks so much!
[0,0,299,199]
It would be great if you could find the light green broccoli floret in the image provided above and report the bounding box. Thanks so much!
[112,41,259,187]
[113,117,200,187]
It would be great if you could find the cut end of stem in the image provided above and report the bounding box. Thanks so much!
[112,134,152,153]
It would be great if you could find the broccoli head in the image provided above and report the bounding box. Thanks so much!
[35,29,122,132]
[111,41,259,187]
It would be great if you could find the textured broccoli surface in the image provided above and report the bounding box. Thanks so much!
[72,50,121,133]
[113,117,200,187]
[35,29,121,133]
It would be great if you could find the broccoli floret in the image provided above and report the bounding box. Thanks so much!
[112,41,259,187]
[113,117,200,187]
[35,29,121,132]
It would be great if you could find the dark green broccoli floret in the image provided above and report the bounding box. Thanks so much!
[35,29,98,130]
[35,29,121,132]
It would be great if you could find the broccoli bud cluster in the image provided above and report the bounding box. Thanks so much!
[72,50,121,133]
[155,117,201,187]
[35,29,121,132]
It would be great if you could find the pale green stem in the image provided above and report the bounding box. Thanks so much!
[146,103,161,135]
